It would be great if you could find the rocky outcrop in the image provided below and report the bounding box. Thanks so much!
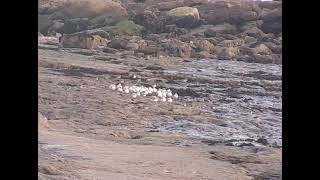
[62,31,107,49]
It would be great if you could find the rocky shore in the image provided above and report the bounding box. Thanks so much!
[39,0,282,64]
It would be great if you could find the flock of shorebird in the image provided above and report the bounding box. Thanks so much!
[109,83,178,102]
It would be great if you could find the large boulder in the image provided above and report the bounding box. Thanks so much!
[62,31,107,49]
[166,6,201,28]
[198,0,261,25]
[58,0,128,20]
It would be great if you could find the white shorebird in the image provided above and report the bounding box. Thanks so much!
[173,93,179,99]
[167,98,173,103]
[109,84,116,90]
[132,93,137,98]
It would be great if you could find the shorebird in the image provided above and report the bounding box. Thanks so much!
[152,96,159,102]
[173,93,179,99]
[132,93,137,98]
[167,98,173,103]
[109,84,116,90]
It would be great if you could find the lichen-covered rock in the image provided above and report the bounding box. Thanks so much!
[105,20,144,36]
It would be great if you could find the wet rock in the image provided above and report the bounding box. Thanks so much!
[62,31,106,49]
[204,23,237,37]
[198,1,230,24]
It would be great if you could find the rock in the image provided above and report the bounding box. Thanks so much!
[254,44,272,55]
[138,45,163,56]
[228,1,261,23]
[183,0,205,7]
[102,47,119,53]
[38,15,53,34]
[49,20,64,33]
[62,18,91,34]
[162,39,193,58]
[156,1,184,11]
[239,46,256,57]
[62,31,106,49]
[262,42,282,54]
[59,0,128,20]
[133,10,164,33]
[244,36,257,45]
[166,6,201,28]
[242,27,265,39]
[261,21,282,35]
[218,39,245,48]
[104,20,144,36]
[261,8,281,22]
[198,1,230,24]
[258,1,282,10]
[254,54,281,64]
[193,39,215,53]
[239,20,264,32]
[192,51,212,59]
[198,0,261,24]
[204,23,237,37]
[108,37,129,49]
[218,47,240,60]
